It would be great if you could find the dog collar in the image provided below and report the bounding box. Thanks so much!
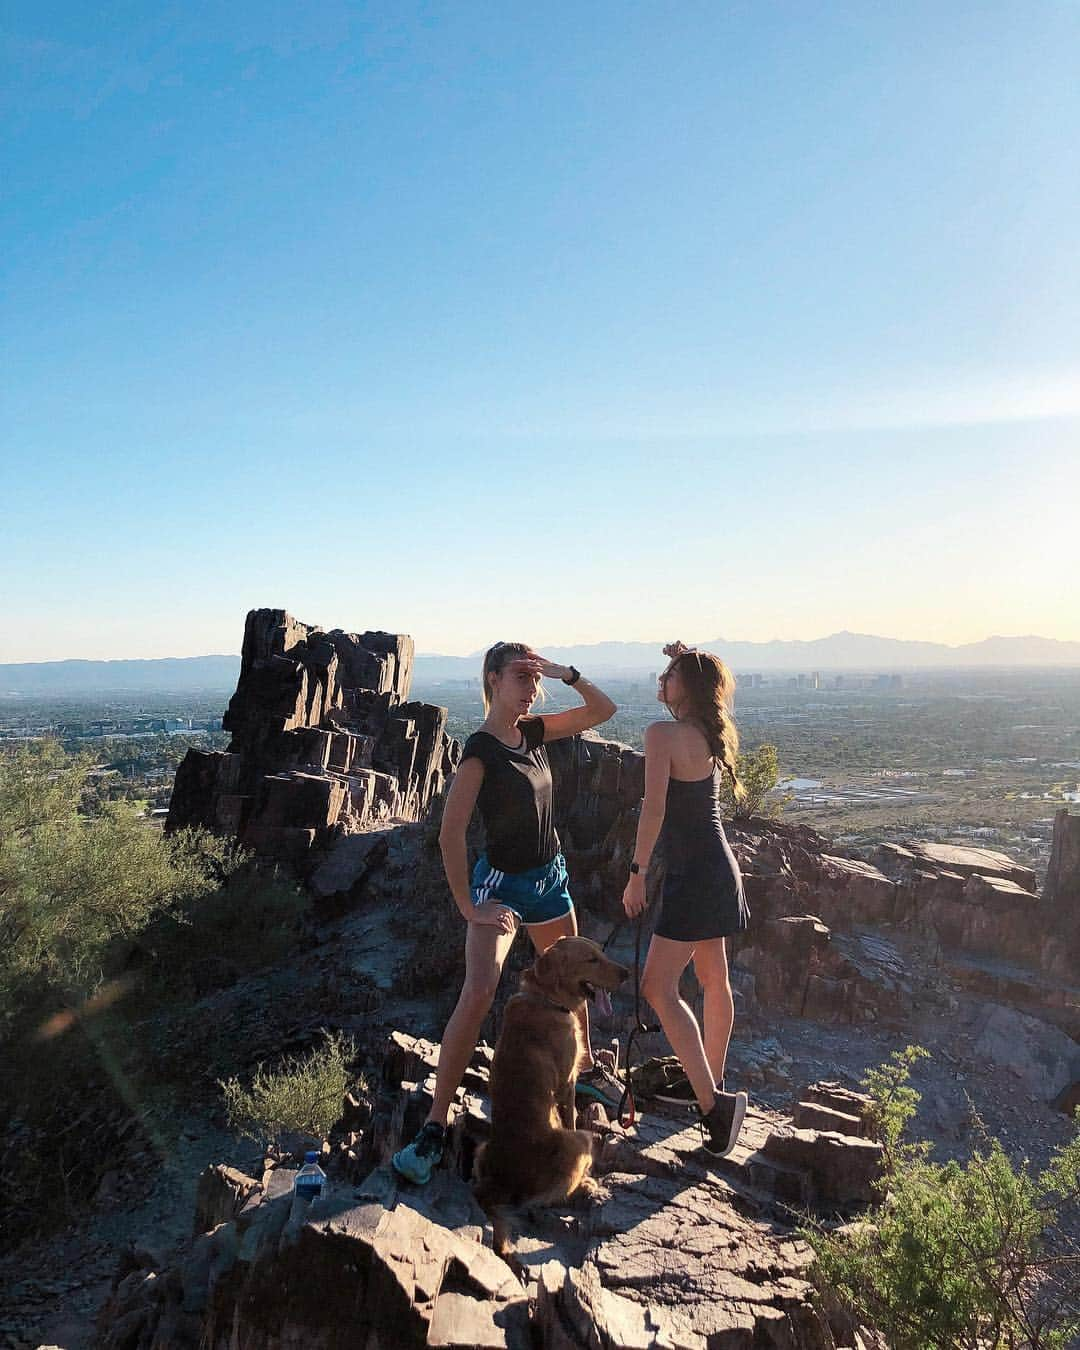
[524,990,573,1015]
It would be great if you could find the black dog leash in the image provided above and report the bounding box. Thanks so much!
[604,912,661,1129]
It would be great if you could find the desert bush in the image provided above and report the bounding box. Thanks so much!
[218,1030,359,1147]
[806,1046,1080,1349]
[0,741,307,1015]
[0,741,310,1244]
[719,742,791,820]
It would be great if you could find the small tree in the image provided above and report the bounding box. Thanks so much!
[719,743,792,820]
[806,1046,1080,1349]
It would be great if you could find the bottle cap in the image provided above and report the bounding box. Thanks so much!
[304,1150,318,1164]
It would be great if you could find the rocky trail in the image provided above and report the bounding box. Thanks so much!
[3,855,1076,1349]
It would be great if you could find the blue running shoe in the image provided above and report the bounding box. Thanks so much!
[392,1121,445,1184]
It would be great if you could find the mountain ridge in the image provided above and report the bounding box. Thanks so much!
[3,632,1079,693]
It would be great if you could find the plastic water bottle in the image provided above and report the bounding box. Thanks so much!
[294,1151,327,1202]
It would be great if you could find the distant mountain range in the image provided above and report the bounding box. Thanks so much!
[2,632,1079,695]
[0,655,241,695]
[413,633,1080,680]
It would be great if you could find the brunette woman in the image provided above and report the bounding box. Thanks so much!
[621,641,750,1157]
[393,642,617,1184]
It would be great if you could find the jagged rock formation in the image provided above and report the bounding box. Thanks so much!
[1045,807,1080,965]
[166,609,458,861]
[94,1032,883,1349]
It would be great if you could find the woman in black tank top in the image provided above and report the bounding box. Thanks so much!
[392,640,617,1185]
[620,642,750,1158]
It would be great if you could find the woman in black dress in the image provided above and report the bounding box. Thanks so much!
[622,641,750,1157]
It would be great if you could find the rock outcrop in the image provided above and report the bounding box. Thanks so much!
[1045,808,1080,966]
[541,733,1079,1040]
[166,609,458,863]
[95,1031,883,1350]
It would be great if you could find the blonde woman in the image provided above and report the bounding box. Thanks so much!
[622,641,750,1157]
[393,641,616,1184]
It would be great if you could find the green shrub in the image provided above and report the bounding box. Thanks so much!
[0,741,313,1245]
[719,743,792,820]
[0,741,233,1007]
[218,1030,359,1147]
[806,1046,1080,1349]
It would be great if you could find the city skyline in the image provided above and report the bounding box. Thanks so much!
[3,627,1080,673]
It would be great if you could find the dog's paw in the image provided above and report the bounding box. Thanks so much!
[572,1176,603,1204]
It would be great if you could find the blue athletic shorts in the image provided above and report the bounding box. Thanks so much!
[470,853,574,925]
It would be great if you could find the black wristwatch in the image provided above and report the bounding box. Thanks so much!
[562,665,581,685]
[629,861,641,875]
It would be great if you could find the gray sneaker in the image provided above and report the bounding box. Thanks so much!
[392,1121,445,1184]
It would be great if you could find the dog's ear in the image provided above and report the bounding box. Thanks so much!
[532,943,561,993]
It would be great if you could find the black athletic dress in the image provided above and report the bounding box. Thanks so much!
[654,768,750,942]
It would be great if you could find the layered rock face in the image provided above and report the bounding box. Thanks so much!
[547,738,1078,1040]
[166,609,458,860]
[1045,807,1080,966]
[95,1031,882,1350]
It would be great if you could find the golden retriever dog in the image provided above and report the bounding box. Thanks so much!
[472,936,629,1267]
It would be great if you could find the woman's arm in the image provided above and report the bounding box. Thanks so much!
[531,658,617,742]
[622,722,673,917]
[438,758,517,934]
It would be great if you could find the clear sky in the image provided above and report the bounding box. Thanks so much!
[2,2,1078,661]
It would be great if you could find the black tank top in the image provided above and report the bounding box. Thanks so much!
[459,716,559,873]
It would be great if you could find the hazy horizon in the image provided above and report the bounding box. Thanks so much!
[4,626,1080,669]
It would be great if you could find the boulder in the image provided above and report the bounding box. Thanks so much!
[309,828,393,899]
[193,1164,262,1235]
[761,1129,884,1208]
[735,916,911,1026]
[874,841,1036,891]
[971,1004,1080,1102]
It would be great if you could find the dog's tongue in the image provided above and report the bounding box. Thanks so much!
[596,987,613,1018]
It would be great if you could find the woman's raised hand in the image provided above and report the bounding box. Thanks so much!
[532,655,573,682]
[662,640,690,659]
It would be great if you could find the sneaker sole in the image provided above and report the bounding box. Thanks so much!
[702,1091,748,1158]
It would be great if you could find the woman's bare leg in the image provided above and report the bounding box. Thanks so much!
[640,935,716,1114]
[527,908,596,1069]
[427,920,517,1126]
[691,938,735,1089]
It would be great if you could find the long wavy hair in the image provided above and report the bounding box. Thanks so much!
[666,649,745,802]
[480,641,539,714]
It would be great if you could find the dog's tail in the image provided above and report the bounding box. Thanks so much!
[472,1148,513,1263]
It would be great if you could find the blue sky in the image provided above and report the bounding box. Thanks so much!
[2,2,1078,661]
